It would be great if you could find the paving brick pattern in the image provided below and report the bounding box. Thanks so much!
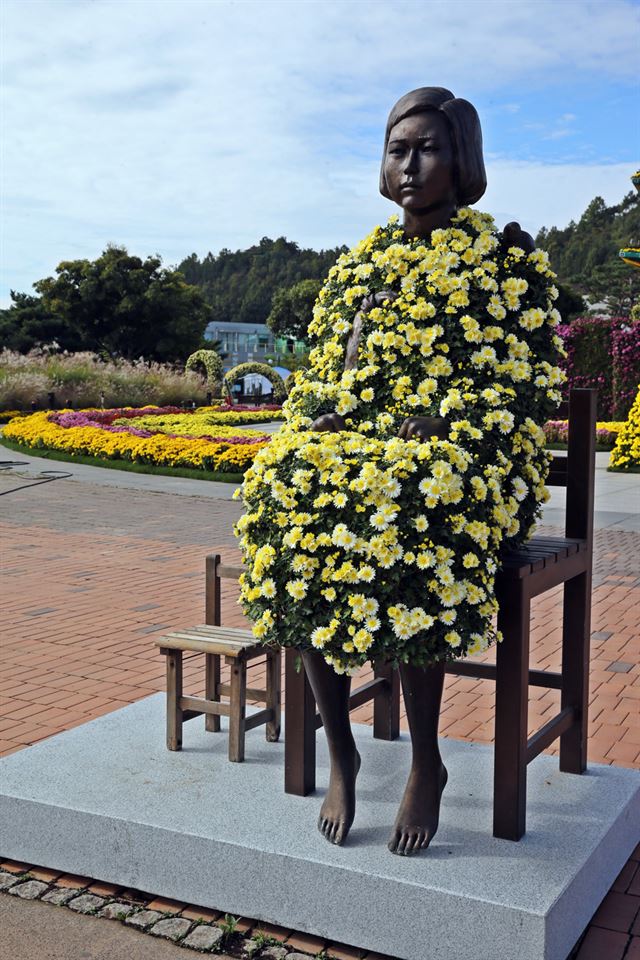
[1,472,639,959]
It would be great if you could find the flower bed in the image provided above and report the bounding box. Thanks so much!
[0,409,30,424]
[543,420,624,448]
[610,384,640,471]
[2,405,279,473]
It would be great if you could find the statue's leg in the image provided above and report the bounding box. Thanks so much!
[301,650,361,845]
[388,661,448,855]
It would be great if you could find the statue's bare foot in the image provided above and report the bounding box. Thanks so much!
[388,763,448,856]
[318,746,361,845]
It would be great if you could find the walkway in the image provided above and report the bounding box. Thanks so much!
[0,444,638,959]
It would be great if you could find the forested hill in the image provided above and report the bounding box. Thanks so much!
[181,190,639,327]
[536,190,639,314]
[178,236,347,327]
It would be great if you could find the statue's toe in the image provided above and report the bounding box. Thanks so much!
[404,831,422,855]
[389,825,433,856]
[333,820,349,845]
[387,829,400,854]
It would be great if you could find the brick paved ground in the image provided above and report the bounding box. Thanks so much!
[1,469,639,959]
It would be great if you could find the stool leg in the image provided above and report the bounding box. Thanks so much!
[493,582,530,840]
[166,650,183,751]
[205,653,221,733]
[266,649,281,742]
[228,657,247,762]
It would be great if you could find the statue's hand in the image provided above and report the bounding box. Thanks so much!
[502,221,535,254]
[311,412,347,432]
[398,416,450,442]
[360,290,398,312]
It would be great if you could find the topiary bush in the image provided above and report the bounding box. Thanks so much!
[223,362,287,403]
[185,349,223,394]
[609,383,640,471]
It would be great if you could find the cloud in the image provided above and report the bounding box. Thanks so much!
[544,129,574,140]
[83,79,192,112]
[1,0,639,303]
[482,160,634,237]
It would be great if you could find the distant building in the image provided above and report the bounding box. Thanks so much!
[204,321,306,370]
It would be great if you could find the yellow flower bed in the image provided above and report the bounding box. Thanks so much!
[0,409,28,424]
[3,410,268,473]
[610,384,640,470]
[194,406,283,425]
[121,412,269,437]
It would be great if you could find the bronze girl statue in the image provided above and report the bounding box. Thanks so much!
[238,87,560,855]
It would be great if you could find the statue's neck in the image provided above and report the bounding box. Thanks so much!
[402,202,457,240]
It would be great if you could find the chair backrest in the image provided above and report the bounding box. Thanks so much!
[205,554,243,626]
[546,388,597,544]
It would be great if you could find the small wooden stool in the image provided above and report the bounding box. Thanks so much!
[156,625,281,762]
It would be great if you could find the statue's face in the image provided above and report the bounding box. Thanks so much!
[383,111,456,214]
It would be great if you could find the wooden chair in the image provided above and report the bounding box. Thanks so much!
[156,556,281,762]
[283,388,597,840]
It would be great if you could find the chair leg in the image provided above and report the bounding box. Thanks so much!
[166,650,183,751]
[284,648,316,796]
[560,572,590,774]
[228,657,247,762]
[204,653,221,733]
[373,660,400,741]
[266,649,281,742]
[493,583,530,840]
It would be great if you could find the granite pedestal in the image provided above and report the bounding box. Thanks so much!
[0,695,637,960]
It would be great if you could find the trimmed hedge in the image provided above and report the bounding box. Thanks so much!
[557,316,639,419]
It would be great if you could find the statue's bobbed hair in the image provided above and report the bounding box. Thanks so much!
[380,87,487,207]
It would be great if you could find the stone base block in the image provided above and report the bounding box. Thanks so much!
[0,695,638,960]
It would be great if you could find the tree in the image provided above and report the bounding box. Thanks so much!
[266,279,323,340]
[588,259,640,316]
[178,238,346,326]
[1,246,211,361]
[554,282,585,322]
[0,291,69,352]
[536,189,640,309]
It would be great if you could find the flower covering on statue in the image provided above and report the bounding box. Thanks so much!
[235,208,565,672]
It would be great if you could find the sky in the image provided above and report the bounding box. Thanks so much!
[2,0,639,307]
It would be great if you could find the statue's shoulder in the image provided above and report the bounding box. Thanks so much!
[501,221,536,254]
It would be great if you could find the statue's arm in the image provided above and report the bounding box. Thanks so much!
[311,290,397,432]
